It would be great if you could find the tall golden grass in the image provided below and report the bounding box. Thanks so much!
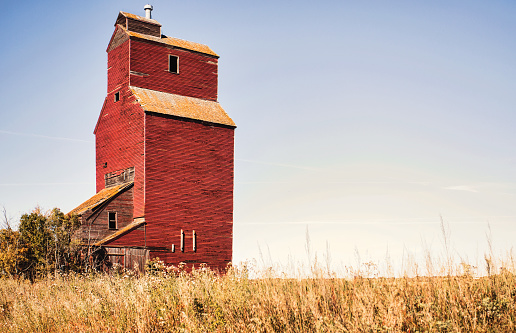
[0,258,515,333]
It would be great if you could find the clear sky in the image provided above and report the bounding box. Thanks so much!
[1,1,515,275]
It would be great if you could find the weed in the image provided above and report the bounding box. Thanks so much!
[0,261,514,332]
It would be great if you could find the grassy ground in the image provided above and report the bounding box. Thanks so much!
[0,262,515,333]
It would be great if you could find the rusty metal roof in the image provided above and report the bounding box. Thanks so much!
[68,182,133,216]
[130,86,235,127]
[94,219,146,246]
[118,11,161,26]
[120,26,218,57]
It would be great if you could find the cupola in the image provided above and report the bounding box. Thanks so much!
[115,9,161,38]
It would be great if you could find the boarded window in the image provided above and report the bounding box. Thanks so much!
[169,55,179,74]
[108,212,117,229]
[114,91,120,102]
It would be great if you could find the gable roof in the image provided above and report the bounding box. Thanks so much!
[130,86,236,127]
[106,25,130,53]
[117,11,161,27]
[68,182,133,216]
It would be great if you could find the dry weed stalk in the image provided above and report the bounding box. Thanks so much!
[0,258,514,332]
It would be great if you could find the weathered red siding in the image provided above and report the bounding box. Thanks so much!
[88,16,234,271]
[103,226,146,248]
[126,18,161,37]
[143,113,234,271]
[129,39,218,101]
[95,86,145,218]
[107,39,130,93]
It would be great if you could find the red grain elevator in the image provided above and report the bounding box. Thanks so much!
[70,6,236,271]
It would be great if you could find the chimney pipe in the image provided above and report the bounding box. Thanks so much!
[144,4,153,19]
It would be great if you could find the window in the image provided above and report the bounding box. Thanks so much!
[169,55,179,74]
[114,91,120,102]
[171,244,175,253]
[180,229,185,252]
[193,230,196,252]
[108,212,117,229]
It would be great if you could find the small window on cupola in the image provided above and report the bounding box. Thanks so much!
[169,55,179,74]
[114,91,120,102]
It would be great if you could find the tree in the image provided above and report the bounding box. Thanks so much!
[15,207,82,278]
[46,208,81,273]
[0,206,29,276]
[19,207,51,276]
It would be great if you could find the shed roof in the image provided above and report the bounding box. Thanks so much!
[94,219,146,246]
[130,86,236,127]
[68,182,133,216]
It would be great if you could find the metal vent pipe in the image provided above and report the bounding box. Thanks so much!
[144,4,153,19]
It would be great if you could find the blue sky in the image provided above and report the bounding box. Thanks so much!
[1,1,515,275]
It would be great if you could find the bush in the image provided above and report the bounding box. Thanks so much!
[0,207,83,279]
[0,228,29,277]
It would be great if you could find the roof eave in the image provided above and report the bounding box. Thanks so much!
[117,11,162,27]
[94,219,146,246]
[143,110,236,129]
[68,182,134,216]
[128,34,219,58]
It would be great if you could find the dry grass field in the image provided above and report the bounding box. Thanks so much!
[0,258,515,333]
